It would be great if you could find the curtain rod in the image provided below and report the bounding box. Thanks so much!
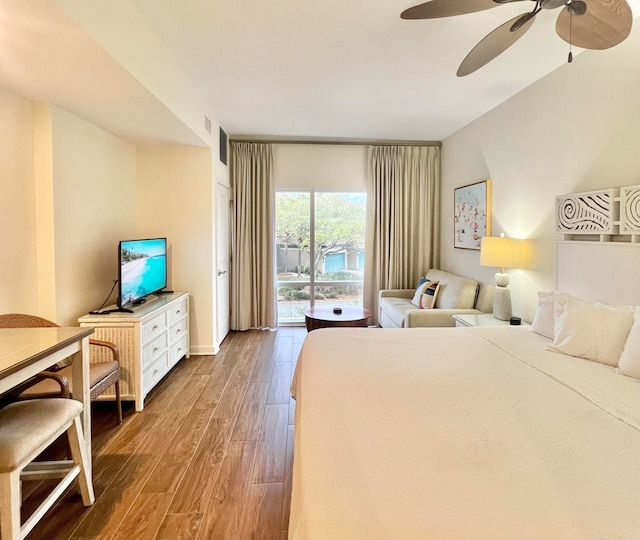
[229,135,442,148]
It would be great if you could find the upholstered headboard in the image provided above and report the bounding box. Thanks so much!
[556,241,640,306]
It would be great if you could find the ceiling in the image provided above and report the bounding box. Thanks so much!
[0,0,638,144]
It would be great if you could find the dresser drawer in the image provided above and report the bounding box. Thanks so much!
[167,299,188,326]
[167,316,188,345]
[143,353,168,394]
[141,333,167,369]
[168,336,188,369]
[142,313,166,345]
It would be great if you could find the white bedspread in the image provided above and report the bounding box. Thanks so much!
[289,327,640,540]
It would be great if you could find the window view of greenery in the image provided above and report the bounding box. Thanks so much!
[276,191,366,323]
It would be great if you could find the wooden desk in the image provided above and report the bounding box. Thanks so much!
[303,305,372,332]
[0,327,94,469]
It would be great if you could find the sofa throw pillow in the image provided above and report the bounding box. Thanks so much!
[531,291,555,340]
[547,293,634,366]
[411,277,428,307]
[420,281,440,309]
[617,307,640,379]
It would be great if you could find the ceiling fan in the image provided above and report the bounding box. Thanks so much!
[401,0,633,76]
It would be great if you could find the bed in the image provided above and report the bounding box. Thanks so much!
[288,242,640,540]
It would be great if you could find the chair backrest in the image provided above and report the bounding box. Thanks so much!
[0,313,59,328]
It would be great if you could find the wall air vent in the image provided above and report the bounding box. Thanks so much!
[220,127,228,165]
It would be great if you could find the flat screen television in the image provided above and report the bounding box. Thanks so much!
[118,237,167,309]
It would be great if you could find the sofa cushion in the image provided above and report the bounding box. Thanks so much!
[379,296,416,328]
[426,269,478,309]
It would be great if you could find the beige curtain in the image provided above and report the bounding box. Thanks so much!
[230,142,277,330]
[363,145,441,324]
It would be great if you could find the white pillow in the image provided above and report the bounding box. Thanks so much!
[530,291,555,339]
[617,307,640,379]
[547,293,634,366]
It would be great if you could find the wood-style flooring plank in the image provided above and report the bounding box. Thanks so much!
[110,492,173,540]
[238,482,284,540]
[282,424,295,533]
[250,330,278,384]
[154,513,203,540]
[191,360,234,410]
[142,407,215,494]
[69,536,113,540]
[251,404,289,483]
[196,440,257,540]
[232,382,269,441]
[267,362,292,404]
[168,416,232,515]
[226,332,262,387]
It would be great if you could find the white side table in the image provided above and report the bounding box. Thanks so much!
[453,313,529,328]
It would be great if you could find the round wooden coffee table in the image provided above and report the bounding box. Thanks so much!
[303,305,372,332]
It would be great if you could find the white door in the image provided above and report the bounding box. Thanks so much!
[216,184,230,347]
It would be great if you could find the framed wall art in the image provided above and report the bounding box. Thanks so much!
[454,180,491,250]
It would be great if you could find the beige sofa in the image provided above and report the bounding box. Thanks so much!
[378,269,495,328]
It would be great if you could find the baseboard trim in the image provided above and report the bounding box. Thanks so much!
[189,345,218,356]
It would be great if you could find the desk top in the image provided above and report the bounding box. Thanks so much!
[0,327,94,379]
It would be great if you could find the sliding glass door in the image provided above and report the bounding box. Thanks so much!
[276,190,366,324]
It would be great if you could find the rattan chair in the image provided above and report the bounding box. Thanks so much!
[0,313,123,424]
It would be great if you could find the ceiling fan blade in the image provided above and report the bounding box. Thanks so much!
[457,12,537,76]
[401,0,503,19]
[556,0,632,50]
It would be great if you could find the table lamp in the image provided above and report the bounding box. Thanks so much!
[480,234,523,321]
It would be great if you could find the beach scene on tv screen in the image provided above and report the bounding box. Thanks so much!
[120,239,166,305]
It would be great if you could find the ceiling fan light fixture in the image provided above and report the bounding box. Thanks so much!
[567,0,587,16]
[402,0,633,74]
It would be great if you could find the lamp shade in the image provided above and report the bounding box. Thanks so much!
[480,236,523,271]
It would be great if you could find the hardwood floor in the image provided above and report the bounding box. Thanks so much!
[24,327,306,540]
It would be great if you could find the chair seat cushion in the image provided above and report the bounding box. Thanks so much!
[19,362,119,398]
[0,399,83,472]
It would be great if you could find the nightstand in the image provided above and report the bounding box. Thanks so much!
[453,313,529,328]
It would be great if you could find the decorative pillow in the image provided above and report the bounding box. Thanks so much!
[530,291,556,339]
[410,277,428,307]
[420,281,440,309]
[617,307,640,379]
[547,293,634,366]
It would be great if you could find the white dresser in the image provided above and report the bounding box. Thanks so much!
[78,291,189,411]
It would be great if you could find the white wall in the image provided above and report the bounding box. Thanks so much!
[440,30,640,322]
[137,146,216,353]
[274,144,367,190]
[49,106,137,324]
[0,90,38,313]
